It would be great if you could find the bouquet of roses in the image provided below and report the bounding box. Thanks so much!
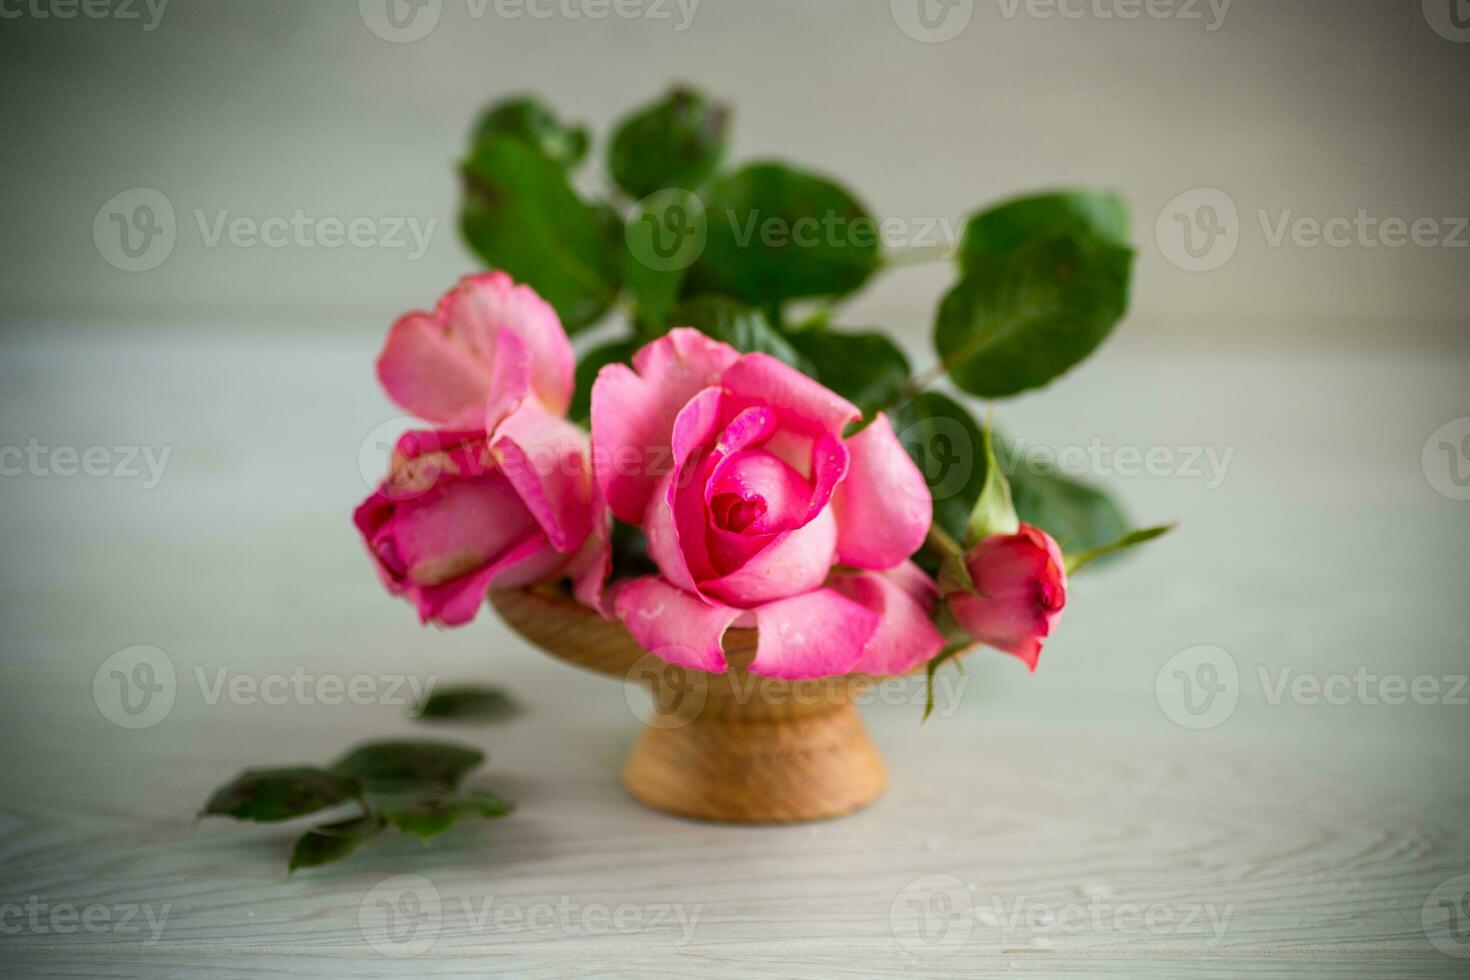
[354,87,1171,703]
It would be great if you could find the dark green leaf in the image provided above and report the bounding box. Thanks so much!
[891,392,987,544]
[414,686,520,723]
[330,740,484,794]
[201,767,360,823]
[923,640,971,722]
[998,438,1131,559]
[671,296,810,371]
[959,190,1128,275]
[570,338,641,422]
[460,136,620,332]
[687,163,882,306]
[1065,523,1176,575]
[288,814,383,872]
[789,328,911,419]
[471,96,588,170]
[381,789,514,841]
[935,231,1133,398]
[622,189,707,330]
[609,86,729,200]
[610,517,658,581]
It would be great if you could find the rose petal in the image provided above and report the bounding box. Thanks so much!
[566,480,613,616]
[436,271,573,415]
[492,403,593,554]
[832,413,932,569]
[413,535,550,627]
[376,311,496,428]
[644,389,726,591]
[833,565,945,677]
[377,272,572,427]
[615,576,741,673]
[591,329,739,524]
[700,506,838,607]
[721,352,860,437]
[749,588,880,679]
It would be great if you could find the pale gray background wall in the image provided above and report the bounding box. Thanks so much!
[1,0,1467,339]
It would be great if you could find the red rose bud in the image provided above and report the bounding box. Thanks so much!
[946,523,1067,672]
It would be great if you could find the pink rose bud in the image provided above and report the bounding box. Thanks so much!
[947,524,1067,672]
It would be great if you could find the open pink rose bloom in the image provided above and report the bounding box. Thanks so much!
[354,272,607,627]
[354,272,1080,681]
[592,328,944,679]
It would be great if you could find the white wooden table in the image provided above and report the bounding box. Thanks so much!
[1,323,1466,978]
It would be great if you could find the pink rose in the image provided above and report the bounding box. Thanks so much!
[356,273,607,625]
[947,524,1067,671]
[376,270,575,431]
[591,328,942,679]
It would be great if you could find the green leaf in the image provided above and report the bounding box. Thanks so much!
[686,163,882,306]
[471,96,588,170]
[789,328,911,419]
[959,191,1128,274]
[935,231,1133,398]
[998,441,1131,559]
[460,136,620,332]
[288,814,383,872]
[622,188,706,330]
[414,686,521,723]
[570,338,640,422]
[381,789,514,841]
[923,639,971,722]
[610,517,658,581]
[609,86,729,200]
[964,422,1019,545]
[201,767,360,823]
[671,296,810,371]
[1065,523,1175,575]
[330,740,484,794]
[891,392,988,544]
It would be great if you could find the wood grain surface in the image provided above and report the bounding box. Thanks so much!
[0,326,1466,977]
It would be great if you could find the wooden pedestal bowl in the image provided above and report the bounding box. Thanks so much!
[491,586,895,824]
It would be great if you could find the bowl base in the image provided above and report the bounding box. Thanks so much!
[622,703,886,824]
